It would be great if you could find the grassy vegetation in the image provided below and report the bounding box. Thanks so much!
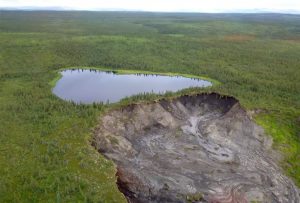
[256,113,300,185]
[0,11,299,202]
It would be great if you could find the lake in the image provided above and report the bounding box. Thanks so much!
[52,69,212,104]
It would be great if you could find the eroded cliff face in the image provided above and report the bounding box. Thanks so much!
[93,93,300,203]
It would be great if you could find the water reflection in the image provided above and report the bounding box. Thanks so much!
[52,69,212,104]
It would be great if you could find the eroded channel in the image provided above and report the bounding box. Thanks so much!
[93,93,300,203]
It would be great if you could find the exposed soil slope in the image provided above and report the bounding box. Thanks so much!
[93,93,300,203]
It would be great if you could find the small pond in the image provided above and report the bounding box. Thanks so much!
[52,69,212,104]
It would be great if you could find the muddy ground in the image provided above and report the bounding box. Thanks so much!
[93,93,300,203]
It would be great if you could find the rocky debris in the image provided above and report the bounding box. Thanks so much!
[93,93,300,203]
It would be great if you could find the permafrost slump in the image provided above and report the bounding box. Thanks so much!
[93,93,300,203]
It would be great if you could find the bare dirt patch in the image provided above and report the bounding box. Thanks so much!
[93,93,299,203]
[284,37,300,43]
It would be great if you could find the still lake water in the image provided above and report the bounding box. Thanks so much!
[52,69,212,104]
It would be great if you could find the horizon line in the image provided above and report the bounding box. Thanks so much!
[1,6,300,14]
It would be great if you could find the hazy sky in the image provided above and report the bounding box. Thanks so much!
[1,0,300,13]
